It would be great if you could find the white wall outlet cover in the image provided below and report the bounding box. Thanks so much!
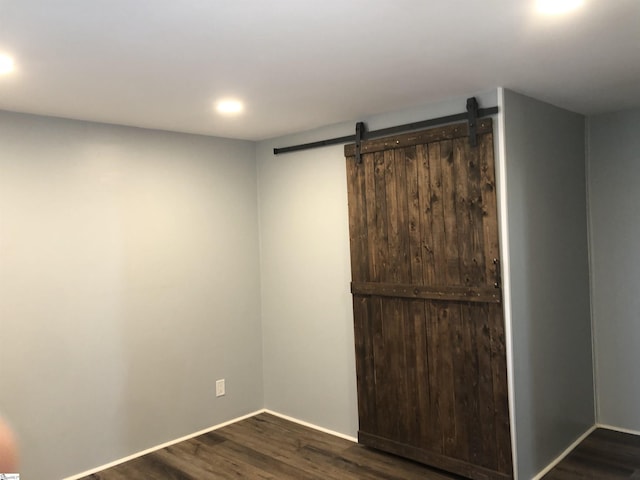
[216,379,225,397]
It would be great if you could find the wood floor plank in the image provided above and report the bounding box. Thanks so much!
[80,413,464,480]
[81,416,640,480]
[542,428,640,480]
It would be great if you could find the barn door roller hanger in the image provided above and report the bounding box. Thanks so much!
[273,97,498,163]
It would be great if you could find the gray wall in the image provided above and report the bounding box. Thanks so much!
[0,90,604,480]
[0,111,263,479]
[256,91,500,438]
[502,90,594,479]
[588,108,640,431]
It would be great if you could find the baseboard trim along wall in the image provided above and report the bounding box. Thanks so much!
[263,409,358,443]
[597,423,640,436]
[531,425,597,480]
[63,411,640,480]
[62,410,266,480]
[62,409,358,480]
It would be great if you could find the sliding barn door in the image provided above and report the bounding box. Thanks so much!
[345,119,512,480]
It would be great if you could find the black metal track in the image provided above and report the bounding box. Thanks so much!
[273,104,498,155]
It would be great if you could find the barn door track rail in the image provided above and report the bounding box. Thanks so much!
[273,97,498,163]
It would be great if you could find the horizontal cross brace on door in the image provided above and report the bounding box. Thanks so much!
[273,97,498,163]
[351,282,502,304]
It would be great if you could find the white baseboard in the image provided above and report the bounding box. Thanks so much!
[62,409,357,479]
[63,415,640,480]
[531,425,597,480]
[263,409,358,443]
[596,423,640,436]
[62,409,266,480]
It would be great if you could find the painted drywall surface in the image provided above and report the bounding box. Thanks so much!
[503,90,594,479]
[0,111,263,479]
[256,91,499,438]
[588,108,640,430]
[256,133,358,437]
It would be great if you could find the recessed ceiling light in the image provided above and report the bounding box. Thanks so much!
[536,0,584,15]
[215,99,244,115]
[0,54,15,75]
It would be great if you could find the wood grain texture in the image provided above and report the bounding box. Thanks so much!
[344,120,494,156]
[77,418,640,480]
[345,120,512,480]
[351,282,501,303]
[80,413,467,480]
[542,429,640,480]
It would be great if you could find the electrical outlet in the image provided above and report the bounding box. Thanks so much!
[216,379,225,397]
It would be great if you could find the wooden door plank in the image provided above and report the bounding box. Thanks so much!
[389,297,410,442]
[373,151,390,282]
[474,302,499,470]
[439,140,461,285]
[344,121,493,156]
[353,296,376,435]
[426,142,446,284]
[450,303,470,462]
[379,297,398,440]
[453,137,474,287]
[384,148,401,283]
[406,145,424,284]
[425,301,443,454]
[435,302,457,459]
[462,303,483,466]
[488,302,513,474]
[418,142,444,455]
[466,139,488,285]
[370,296,389,439]
[479,132,500,287]
[401,298,418,445]
[358,430,512,480]
[394,146,413,284]
[351,281,501,303]
[346,155,369,283]
[364,152,380,282]
[409,299,431,447]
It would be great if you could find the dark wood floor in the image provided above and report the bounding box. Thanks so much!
[81,413,640,480]
[542,428,640,479]
[81,413,464,480]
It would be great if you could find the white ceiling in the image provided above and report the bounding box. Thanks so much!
[0,0,638,140]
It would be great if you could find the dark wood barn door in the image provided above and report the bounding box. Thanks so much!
[345,119,512,480]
